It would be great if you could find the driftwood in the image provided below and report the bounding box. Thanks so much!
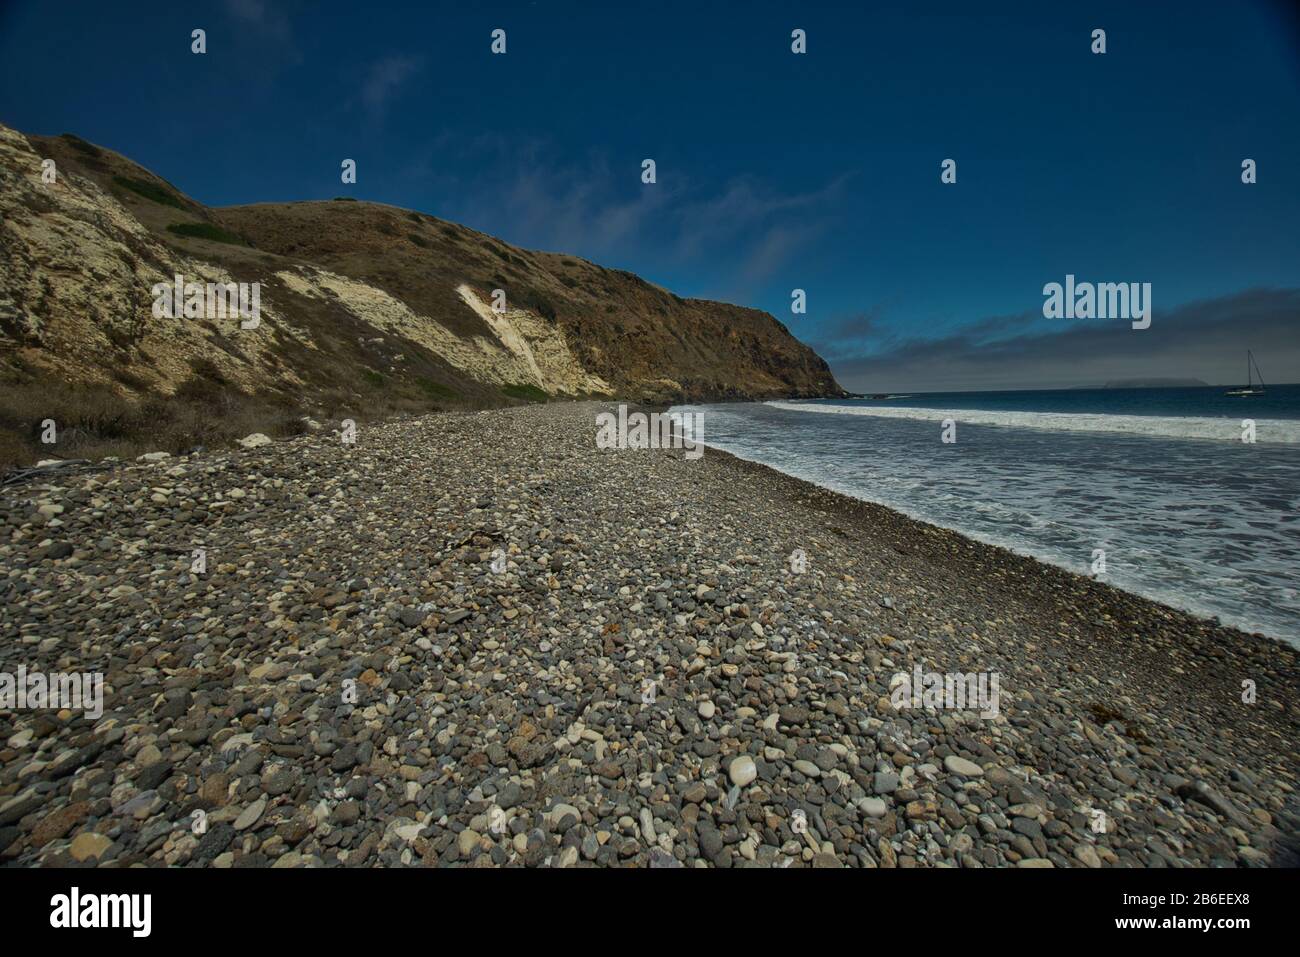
[1,458,112,487]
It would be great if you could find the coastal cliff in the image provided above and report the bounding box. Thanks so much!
[0,123,843,465]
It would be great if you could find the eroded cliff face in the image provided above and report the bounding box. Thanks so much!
[0,125,299,396]
[0,122,844,409]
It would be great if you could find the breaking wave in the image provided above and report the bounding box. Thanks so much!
[765,401,1300,443]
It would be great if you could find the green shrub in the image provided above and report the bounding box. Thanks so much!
[166,222,247,245]
[502,383,548,403]
[61,134,102,157]
[113,175,187,210]
[510,287,558,322]
[416,377,458,399]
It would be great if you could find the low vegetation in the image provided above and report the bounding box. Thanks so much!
[415,377,459,399]
[501,383,549,403]
[0,355,490,472]
[0,376,304,471]
[60,133,102,157]
[112,175,187,210]
[165,222,248,245]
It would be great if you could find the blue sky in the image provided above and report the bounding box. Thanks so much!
[1,0,1297,390]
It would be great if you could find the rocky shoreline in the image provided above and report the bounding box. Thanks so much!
[1,401,1296,867]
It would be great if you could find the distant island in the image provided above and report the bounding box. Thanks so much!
[1100,377,1210,389]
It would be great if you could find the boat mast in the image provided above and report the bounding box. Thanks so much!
[1244,350,1265,391]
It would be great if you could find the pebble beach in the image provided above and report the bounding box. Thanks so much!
[1,401,1296,868]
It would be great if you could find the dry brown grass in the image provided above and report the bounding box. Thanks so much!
[0,375,308,472]
[0,360,500,473]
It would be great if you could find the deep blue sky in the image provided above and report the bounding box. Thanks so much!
[2,0,1297,390]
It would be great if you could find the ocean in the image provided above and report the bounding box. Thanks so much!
[673,385,1300,646]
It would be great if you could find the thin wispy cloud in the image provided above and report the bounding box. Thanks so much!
[224,0,292,36]
[354,54,424,118]
[809,304,892,361]
[830,288,1300,392]
[224,0,268,21]
[408,134,849,302]
[493,154,674,255]
[674,175,850,260]
[727,221,826,304]
[221,0,299,63]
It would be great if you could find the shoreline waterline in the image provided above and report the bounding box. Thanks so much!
[673,400,1300,646]
[2,401,1296,868]
[683,430,1290,652]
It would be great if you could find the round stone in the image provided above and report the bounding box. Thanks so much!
[943,755,985,778]
[729,755,757,787]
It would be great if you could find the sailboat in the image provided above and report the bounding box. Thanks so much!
[1225,350,1266,396]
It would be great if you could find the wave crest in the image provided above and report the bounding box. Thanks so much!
[764,401,1300,443]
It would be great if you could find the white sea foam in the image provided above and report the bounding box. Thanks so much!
[675,401,1300,644]
[765,401,1300,443]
